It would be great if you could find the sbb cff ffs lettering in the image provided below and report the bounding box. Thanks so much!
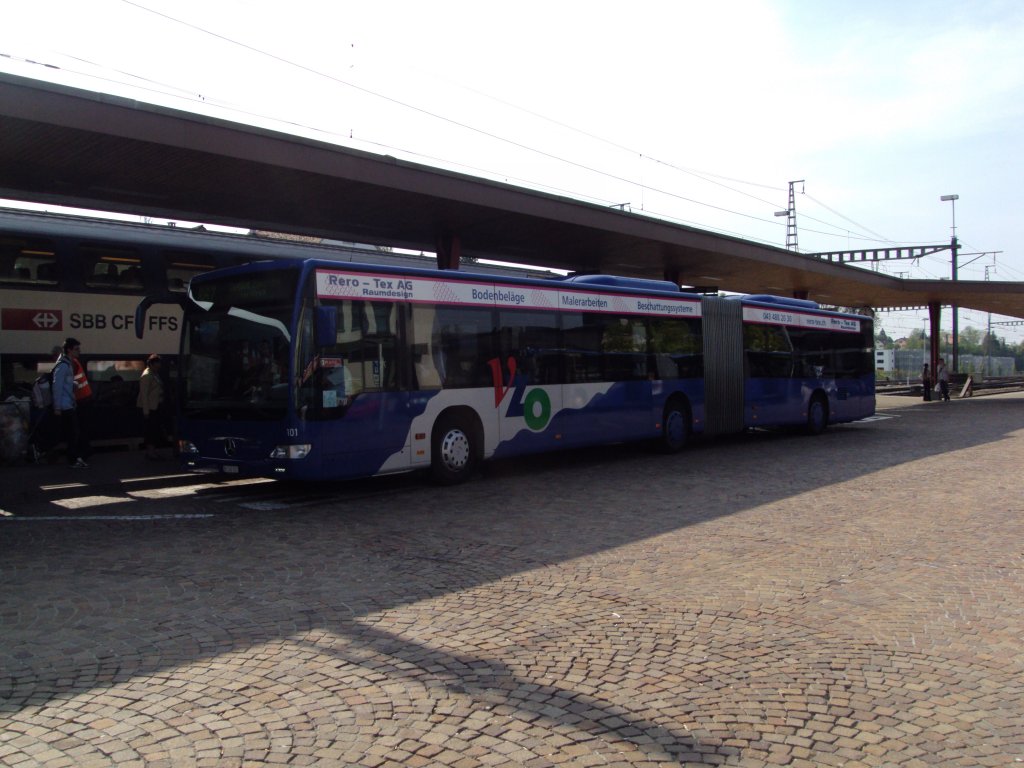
[147,315,178,331]
[70,313,178,331]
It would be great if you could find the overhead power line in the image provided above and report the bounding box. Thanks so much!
[117,1,897,243]
[802,192,895,244]
[10,1,993,262]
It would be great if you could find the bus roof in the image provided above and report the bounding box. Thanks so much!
[193,257,709,301]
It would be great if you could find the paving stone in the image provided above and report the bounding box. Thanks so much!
[1,394,1023,766]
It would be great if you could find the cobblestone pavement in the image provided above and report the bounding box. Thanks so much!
[1,394,1022,767]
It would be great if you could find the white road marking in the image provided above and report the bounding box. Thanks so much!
[1,513,215,522]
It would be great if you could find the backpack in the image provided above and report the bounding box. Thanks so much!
[31,371,53,409]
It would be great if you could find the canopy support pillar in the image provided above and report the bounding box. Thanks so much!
[435,231,461,270]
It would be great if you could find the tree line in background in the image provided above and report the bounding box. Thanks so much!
[875,326,1024,372]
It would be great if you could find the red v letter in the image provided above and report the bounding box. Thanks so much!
[487,356,517,407]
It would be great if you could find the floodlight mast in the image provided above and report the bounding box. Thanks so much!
[940,194,960,371]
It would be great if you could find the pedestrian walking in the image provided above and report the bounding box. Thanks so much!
[52,337,89,468]
[71,342,93,460]
[137,353,166,459]
[27,345,61,461]
[921,363,932,401]
[936,358,951,402]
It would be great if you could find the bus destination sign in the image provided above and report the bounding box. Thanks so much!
[315,270,702,319]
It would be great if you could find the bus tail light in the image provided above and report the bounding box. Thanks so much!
[270,444,312,460]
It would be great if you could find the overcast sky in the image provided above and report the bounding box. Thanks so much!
[3,0,1024,341]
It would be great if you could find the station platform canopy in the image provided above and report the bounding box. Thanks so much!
[1,71,1022,318]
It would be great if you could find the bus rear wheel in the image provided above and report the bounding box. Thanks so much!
[660,399,691,454]
[806,394,828,435]
[430,413,479,485]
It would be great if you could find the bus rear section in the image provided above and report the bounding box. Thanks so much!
[701,295,875,436]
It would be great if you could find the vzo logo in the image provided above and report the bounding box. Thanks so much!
[487,356,551,431]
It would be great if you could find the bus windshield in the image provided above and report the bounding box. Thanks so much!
[181,269,298,420]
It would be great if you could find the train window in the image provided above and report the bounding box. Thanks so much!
[89,360,146,408]
[88,359,146,382]
[165,251,215,293]
[0,235,58,284]
[82,244,143,290]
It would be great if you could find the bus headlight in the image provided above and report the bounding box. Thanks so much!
[270,444,312,460]
[178,440,199,455]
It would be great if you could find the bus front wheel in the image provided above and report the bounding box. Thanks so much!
[431,413,479,485]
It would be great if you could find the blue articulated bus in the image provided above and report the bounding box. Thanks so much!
[166,259,875,483]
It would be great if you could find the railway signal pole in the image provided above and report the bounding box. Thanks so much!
[940,194,960,372]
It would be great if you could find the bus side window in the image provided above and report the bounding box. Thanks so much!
[790,328,834,378]
[600,316,648,381]
[409,305,443,389]
[745,324,794,378]
[431,306,494,389]
[497,309,560,385]
[304,299,400,413]
[353,302,398,392]
[648,316,703,379]
[562,316,603,383]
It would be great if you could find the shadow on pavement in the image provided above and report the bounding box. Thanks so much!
[1,393,1022,761]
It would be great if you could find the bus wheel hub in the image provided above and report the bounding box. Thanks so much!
[440,429,469,469]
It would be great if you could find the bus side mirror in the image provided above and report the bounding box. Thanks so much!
[315,306,337,347]
[135,297,156,339]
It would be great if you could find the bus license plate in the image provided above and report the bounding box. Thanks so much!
[222,465,239,474]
